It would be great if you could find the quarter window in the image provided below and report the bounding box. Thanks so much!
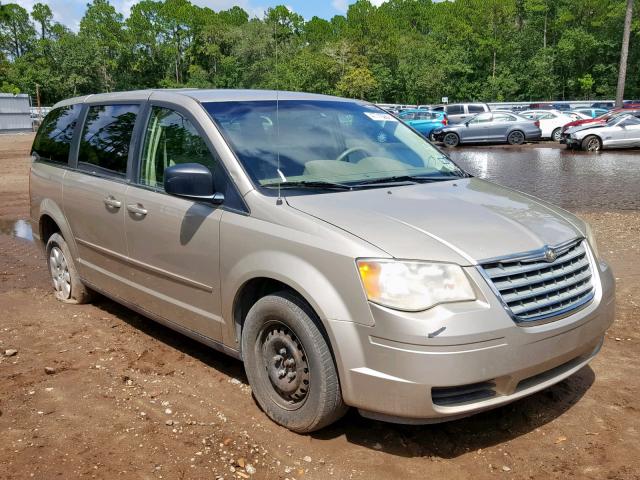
[78,104,139,175]
[139,107,218,189]
[493,113,516,122]
[32,105,81,164]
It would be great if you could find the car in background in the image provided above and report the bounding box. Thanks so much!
[561,108,640,134]
[520,110,576,141]
[397,109,447,137]
[529,103,554,110]
[529,103,572,112]
[564,111,591,121]
[574,108,610,119]
[623,100,640,109]
[431,103,490,124]
[591,101,614,109]
[563,114,640,151]
[431,111,541,147]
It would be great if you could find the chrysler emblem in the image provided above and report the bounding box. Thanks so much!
[544,247,557,263]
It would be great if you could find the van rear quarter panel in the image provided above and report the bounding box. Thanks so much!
[30,163,77,253]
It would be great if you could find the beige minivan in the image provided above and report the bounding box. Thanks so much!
[30,89,615,432]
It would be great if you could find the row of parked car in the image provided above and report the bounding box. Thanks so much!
[387,102,640,151]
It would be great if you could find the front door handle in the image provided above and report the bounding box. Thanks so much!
[103,196,122,209]
[127,204,148,216]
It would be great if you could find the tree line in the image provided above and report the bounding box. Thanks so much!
[0,0,637,106]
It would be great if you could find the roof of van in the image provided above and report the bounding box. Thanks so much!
[53,89,360,108]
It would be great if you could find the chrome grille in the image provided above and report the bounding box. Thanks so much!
[480,239,595,323]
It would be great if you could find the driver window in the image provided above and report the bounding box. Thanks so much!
[469,112,493,124]
[139,107,218,189]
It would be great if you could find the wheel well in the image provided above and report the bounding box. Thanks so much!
[39,215,61,244]
[234,278,295,331]
[233,277,331,356]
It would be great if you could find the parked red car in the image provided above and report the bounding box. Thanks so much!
[561,108,639,133]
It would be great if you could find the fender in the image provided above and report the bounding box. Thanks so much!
[221,249,375,374]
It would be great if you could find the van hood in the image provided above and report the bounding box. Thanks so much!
[286,178,583,265]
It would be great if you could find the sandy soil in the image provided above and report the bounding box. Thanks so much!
[0,134,638,479]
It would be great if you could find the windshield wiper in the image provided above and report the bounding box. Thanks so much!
[352,174,465,187]
[261,180,354,190]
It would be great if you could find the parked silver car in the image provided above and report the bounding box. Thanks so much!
[563,114,640,151]
[431,111,542,146]
[30,90,614,432]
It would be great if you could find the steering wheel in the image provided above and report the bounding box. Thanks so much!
[336,146,371,163]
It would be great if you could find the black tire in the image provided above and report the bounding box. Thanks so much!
[45,233,93,304]
[442,132,460,147]
[241,292,347,433]
[551,128,562,142]
[507,130,525,145]
[582,135,602,152]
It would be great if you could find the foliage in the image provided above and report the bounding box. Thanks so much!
[0,0,636,104]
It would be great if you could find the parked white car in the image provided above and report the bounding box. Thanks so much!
[520,110,579,141]
[563,114,640,151]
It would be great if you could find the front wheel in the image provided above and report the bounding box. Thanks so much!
[552,128,562,142]
[507,130,525,145]
[241,292,347,433]
[442,132,460,147]
[582,135,602,152]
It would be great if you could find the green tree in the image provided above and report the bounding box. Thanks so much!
[0,3,35,58]
[31,3,52,40]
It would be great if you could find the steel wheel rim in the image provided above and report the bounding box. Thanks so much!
[443,133,458,146]
[510,131,524,144]
[49,246,71,299]
[586,138,600,151]
[257,321,310,411]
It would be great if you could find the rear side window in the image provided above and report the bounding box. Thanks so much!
[468,104,486,113]
[32,105,81,164]
[78,104,139,175]
[446,105,464,115]
[493,113,516,122]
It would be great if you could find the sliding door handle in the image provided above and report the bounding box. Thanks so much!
[126,204,147,216]
[103,196,122,209]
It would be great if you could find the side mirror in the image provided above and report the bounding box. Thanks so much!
[464,121,470,127]
[164,163,224,204]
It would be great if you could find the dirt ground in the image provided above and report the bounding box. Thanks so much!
[0,133,638,480]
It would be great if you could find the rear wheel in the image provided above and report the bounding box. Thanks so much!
[507,130,525,145]
[241,292,347,433]
[552,128,562,142]
[582,135,602,152]
[442,132,460,147]
[46,233,93,304]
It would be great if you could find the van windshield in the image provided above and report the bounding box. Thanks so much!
[204,100,465,189]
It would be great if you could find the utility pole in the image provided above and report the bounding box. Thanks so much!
[35,83,41,119]
[616,0,634,108]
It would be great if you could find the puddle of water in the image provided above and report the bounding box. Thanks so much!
[449,146,640,210]
[0,218,34,241]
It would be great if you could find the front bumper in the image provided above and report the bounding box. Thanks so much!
[328,259,615,423]
[561,134,580,146]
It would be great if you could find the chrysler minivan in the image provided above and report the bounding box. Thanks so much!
[29,89,615,432]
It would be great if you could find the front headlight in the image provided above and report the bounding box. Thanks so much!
[584,223,600,259]
[357,259,476,311]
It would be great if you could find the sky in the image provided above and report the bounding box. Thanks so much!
[17,0,387,30]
